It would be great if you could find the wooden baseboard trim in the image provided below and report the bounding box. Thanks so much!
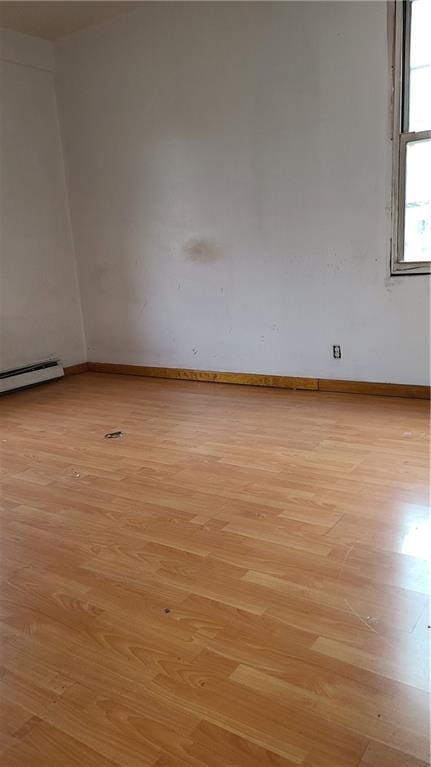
[87,362,317,390]
[87,362,430,399]
[317,378,429,399]
[64,362,89,376]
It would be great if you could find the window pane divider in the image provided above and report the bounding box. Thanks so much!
[401,129,431,142]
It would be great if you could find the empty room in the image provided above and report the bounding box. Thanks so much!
[0,0,430,765]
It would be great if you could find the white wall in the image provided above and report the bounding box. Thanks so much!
[56,1,429,384]
[0,28,86,371]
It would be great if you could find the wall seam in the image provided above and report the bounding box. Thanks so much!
[52,47,88,362]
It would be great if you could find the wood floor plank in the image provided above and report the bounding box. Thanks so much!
[0,372,429,766]
[2,720,120,766]
[230,664,429,762]
[154,719,298,766]
[359,739,430,766]
[312,634,429,691]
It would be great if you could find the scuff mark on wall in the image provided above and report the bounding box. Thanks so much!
[138,300,148,317]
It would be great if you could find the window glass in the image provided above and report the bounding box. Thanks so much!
[408,0,431,131]
[404,138,431,261]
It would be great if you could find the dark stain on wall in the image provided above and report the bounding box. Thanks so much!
[183,238,222,264]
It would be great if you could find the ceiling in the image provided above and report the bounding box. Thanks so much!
[0,1,141,40]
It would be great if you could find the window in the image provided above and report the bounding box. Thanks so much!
[392,0,431,274]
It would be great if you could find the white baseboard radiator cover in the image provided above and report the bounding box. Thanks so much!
[0,360,64,394]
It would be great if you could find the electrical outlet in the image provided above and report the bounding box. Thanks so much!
[332,345,341,359]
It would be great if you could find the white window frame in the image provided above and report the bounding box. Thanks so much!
[391,0,431,275]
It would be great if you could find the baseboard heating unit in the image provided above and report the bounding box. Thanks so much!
[0,359,64,394]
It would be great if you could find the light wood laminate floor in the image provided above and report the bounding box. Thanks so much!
[0,372,429,766]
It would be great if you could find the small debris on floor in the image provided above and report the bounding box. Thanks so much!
[164,608,171,614]
[104,431,125,439]
[72,471,80,478]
